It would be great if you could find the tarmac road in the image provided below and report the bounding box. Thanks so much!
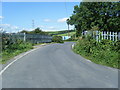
[2,42,118,88]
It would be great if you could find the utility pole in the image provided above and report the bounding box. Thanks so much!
[67,18,70,37]
[68,23,70,37]
[32,19,35,29]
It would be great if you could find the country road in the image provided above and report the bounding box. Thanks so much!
[2,42,118,88]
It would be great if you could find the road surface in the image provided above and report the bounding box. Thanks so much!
[2,42,118,88]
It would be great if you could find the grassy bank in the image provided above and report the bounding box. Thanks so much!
[57,32,76,36]
[1,42,33,64]
[73,38,120,69]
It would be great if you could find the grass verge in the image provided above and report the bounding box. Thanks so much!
[1,42,33,64]
[73,38,120,69]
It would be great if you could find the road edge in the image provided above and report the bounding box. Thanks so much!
[71,43,119,71]
[0,43,47,75]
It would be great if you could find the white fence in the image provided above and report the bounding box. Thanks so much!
[82,30,120,42]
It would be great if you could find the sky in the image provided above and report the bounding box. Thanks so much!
[1,2,80,33]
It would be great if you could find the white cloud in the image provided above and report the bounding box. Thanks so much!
[43,19,51,22]
[11,26,19,29]
[0,16,4,19]
[0,23,20,33]
[0,24,11,27]
[37,25,45,29]
[39,25,45,28]
[48,26,56,30]
[57,17,68,23]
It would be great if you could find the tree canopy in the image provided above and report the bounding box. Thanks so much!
[20,28,48,35]
[67,2,120,36]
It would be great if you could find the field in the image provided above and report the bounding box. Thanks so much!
[47,30,76,36]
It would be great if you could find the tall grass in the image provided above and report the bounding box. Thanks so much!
[1,40,33,64]
[73,37,120,69]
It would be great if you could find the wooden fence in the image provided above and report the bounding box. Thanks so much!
[82,30,120,42]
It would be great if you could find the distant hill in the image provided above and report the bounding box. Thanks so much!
[47,30,75,36]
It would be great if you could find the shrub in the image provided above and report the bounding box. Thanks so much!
[74,38,119,69]
[52,36,64,43]
[1,39,33,64]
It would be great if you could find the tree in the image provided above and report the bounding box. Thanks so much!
[20,30,29,34]
[68,2,120,37]
[20,28,48,35]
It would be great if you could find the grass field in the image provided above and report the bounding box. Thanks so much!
[47,30,76,36]
[57,32,76,36]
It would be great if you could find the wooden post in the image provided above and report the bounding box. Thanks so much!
[102,31,103,40]
[24,33,26,42]
[118,32,120,40]
[113,32,114,41]
[96,31,98,42]
[115,32,118,41]
[107,31,108,40]
[110,31,111,41]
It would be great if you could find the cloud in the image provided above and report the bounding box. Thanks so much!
[57,17,68,23]
[48,26,56,30]
[0,24,11,27]
[0,16,4,19]
[37,25,45,28]
[43,19,51,22]
[0,24,20,33]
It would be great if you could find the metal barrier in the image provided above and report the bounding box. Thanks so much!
[2,33,52,44]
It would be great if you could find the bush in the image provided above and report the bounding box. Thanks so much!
[1,39,33,64]
[73,38,119,69]
[52,36,64,43]
[65,38,78,41]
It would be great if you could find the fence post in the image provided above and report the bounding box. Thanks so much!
[107,31,108,40]
[110,31,111,41]
[118,32,120,40]
[24,33,26,42]
[98,31,101,42]
[101,31,103,40]
[113,32,114,41]
[115,32,118,41]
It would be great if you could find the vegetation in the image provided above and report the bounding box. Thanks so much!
[67,2,120,37]
[1,39,33,64]
[47,30,75,36]
[52,36,64,43]
[1,28,53,64]
[20,28,48,35]
[57,32,76,36]
[73,37,120,69]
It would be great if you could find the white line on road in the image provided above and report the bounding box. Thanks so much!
[0,45,45,75]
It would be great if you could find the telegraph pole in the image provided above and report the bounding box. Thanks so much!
[32,19,35,29]
[67,18,70,37]
[68,23,70,36]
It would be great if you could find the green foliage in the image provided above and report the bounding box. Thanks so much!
[20,28,48,35]
[52,36,64,43]
[68,2,120,36]
[1,39,33,64]
[65,38,77,41]
[73,38,119,69]
[47,30,75,36]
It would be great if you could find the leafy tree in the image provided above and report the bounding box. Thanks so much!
[52,36,64,43]
[20,30,29,34]
[68,2,120,37]
[20,28,48,35]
